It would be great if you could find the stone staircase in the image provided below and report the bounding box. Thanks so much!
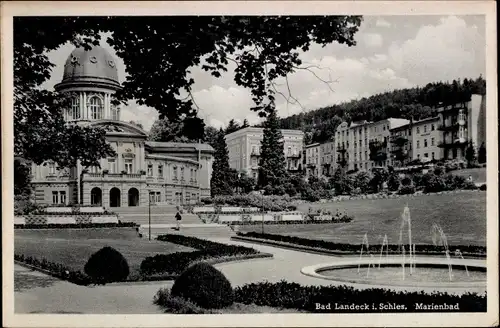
[112,205,204,225]
[139,224,236,239]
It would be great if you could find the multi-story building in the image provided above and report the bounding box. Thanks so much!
[349,120,371,171]
[305,143,321,178]
[437,94,486,160]
[320,141,336,176]
[225,127,304,180]
[368,118,410,168]
[389,123,413,167]
[411,116,441,162]
[30,46,214,207]
[335,121,350,169]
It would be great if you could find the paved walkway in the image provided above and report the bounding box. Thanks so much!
[14,237,486,314]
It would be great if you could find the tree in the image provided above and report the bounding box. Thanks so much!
[128,121,144,130]
[203,126,219,149]
[331,167,353,195]
[210,129,233,196]
[225,119,241,135]
[14,158,32,196]
[465,140,477,165]
[232,171,255,194]
[370,167,389,193]
[478,142,486,164]
[16,16,362,121]
[148,116,205,142]
[354,170,372,194]
[242,119,250,128]
[257,108,288,190]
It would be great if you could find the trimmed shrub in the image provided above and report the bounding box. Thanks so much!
[84,246,130,284]
[171,262,234,309]
[234,281,486,312]
[237,232,486,257]
[411,173,424,189]
[387,173,400,192]
[479,184,486,191]
[422,173,446,193]
[398,185,415,195]
[14,222,137,229]
[154,288,210,314]
[463,180,478,190]
[15,254,91,286]
[401,176,412,186]
[141,234,261,276]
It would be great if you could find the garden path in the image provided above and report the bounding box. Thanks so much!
[14,237,483,314]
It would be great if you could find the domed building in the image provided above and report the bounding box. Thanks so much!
[30,46,214,207]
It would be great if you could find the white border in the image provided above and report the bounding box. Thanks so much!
[2,1,498,327]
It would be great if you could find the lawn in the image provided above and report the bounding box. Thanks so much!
[241,192,486,246]
[14,228,193,277]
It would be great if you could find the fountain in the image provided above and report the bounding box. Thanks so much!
[398,205,416,275]
[300,205,486,294]
[431,223,453,281]
[455,249,470,277]
[378,234,389,269]
[357,233,370,274]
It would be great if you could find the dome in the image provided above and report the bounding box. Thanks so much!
[56,45,121,91]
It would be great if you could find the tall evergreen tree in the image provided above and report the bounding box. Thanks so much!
[225,119,241,135]
[258,108,288,189]
[242,119,250,128]
[210,129,233,196]
[465,140,477,165]
[478,142,486,164]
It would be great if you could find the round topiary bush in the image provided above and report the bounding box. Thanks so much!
[84,246,129,284]
[170,262,234,309]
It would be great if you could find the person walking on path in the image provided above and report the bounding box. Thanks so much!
[175,208,182,231]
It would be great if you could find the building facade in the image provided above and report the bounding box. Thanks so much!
[411,116,441,162]
[30,46,214,207]
[320,141,336,176]
[368,118,410,168]
[335,121,350,169]
[389,123,413,167]
[349,120,371,171]
[225,127,304,180]
[305,143,321,178]
[437,94,486,160]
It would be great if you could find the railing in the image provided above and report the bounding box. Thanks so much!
[437,140,467,148]
[286,153,301,158]
[82,172,143,180]
[437,122,459,131]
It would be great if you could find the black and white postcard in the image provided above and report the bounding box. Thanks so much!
[2,1,498,327]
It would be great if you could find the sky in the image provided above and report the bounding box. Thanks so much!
[43,15,485,131]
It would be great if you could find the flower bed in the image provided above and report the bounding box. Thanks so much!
[14,254,91,286]
[236,232,486,257]
[14,222,138,229]
[233,281,486,312]
[141,234,267,276]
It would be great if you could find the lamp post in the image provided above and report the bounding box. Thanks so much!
[237,173,241,194]
[261,190,265,234]
[148,189,151,241]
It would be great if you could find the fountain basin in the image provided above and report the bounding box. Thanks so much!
[301,256,486,291]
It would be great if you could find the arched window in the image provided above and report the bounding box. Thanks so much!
[89,96,103,120]
[71,96,80,119]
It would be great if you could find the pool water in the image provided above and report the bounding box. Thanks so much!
[319,265,486,283]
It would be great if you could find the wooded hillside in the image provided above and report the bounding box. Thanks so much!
[276,76,486,144]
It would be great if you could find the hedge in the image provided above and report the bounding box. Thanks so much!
[140,234,261,276]
[237,232,486,257]
[14,222,138,229]
[233,281,486,312]
[14,254,91,285]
